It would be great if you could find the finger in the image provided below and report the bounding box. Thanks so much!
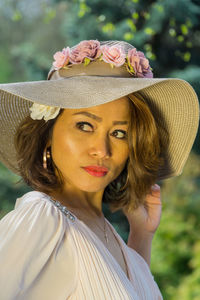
[149,184,161,198]
[146,198,162,205]
[151,184,160,191]
[146,190,162,206]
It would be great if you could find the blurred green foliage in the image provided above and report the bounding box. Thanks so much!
[152,153,200,299]
[0,0,200,299]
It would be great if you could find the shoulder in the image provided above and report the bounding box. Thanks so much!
[0,190,74,245]
[14,190,55,209]
[0,191,78,297]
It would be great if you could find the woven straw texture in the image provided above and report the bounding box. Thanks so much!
[0,40,199,179]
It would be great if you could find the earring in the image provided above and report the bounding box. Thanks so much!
[43,147,51,169]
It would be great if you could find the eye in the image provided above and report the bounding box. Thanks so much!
[76,122,93,132]
[112,130,127,139]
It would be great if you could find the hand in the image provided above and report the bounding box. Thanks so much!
[122,184,162,236]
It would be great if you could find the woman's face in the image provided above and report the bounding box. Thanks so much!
[50,96,130,193]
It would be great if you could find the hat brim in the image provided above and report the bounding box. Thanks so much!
[0,76,199,180]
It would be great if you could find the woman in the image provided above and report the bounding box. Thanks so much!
[0,40,199,299]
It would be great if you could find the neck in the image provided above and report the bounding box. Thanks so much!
[49,187,104,218]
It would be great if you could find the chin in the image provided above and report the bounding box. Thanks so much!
[74,180,109,193]
[77,185,107,193]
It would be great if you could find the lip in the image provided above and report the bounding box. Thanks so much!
[82,166,109,177]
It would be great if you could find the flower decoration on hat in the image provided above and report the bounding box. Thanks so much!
[127,48,153,78]
[100,45,126,67]
[52,39,153,78]
[69,40,101,65]
[29,103,60,121]
[53,47,70,69]
[29,39,153,122]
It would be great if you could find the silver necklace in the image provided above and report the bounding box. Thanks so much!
[49,196,129,278]
[87,213,109,243]
[73,209,109,243]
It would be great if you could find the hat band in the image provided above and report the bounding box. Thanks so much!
[48,59,135,80]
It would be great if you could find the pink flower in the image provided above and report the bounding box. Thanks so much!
[127,48,153,78]
[100,45,126,67]
[69,40,101,64]
[53,47,70,69]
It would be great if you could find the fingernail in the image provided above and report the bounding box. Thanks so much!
[151,184,160,191]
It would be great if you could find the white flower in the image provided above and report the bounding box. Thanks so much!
[29,103,61,121]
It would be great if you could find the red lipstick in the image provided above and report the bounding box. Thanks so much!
[82,166,108,177]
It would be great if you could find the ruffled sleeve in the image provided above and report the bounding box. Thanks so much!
[0,191,78,300]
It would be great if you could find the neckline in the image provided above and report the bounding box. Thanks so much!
[44,192,132,283]
[78,216,131,281]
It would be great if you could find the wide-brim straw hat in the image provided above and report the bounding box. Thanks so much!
[0,40,199,180]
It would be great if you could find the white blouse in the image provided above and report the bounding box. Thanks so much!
[0,191,163,300]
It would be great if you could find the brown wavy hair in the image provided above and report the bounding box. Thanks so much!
[14,93,165,213]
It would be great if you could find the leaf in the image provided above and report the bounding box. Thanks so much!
[144,27,156,35]
[125,63,135,75]
[124,32,134,41]
[181,24,189,36]
[84,57,91,66]
[62,66,70,70]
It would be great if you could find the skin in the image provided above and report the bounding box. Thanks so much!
[48,96,130,217]
[125,184,162,266]
[46,95,162,267]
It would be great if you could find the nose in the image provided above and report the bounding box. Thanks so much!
[89,134,111,159]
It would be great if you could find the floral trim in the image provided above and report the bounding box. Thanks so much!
[53,39,153,79]
[29,40,153,122]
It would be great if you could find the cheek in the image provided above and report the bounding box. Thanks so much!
[51,128,83,164]
[116,144,129,164]
[112,144,129,176]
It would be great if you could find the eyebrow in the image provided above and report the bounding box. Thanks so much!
[72,111,128,125]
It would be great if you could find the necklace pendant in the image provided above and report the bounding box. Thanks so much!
[105,232,109,243]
